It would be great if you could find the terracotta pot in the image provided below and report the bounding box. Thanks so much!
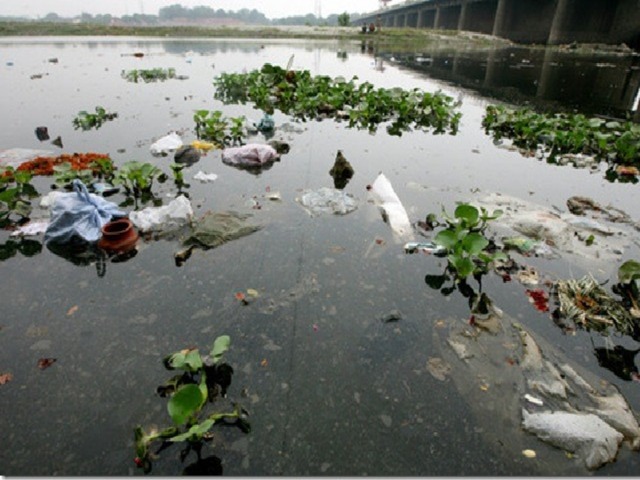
[98,218,138,253]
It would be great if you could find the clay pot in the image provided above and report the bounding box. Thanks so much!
[98,218,138,253]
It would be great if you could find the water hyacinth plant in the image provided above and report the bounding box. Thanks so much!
[213,63,461,136]
[134,335,250,473]
[193,110,246,146]
[72,106,118,130]
[0,168,37,226]
[121,67,177,83]
[432,203,506,281]
[112,160,163,197]
[482,104,640,166]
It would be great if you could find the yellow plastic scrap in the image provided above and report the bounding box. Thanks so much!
[191,140,218,151]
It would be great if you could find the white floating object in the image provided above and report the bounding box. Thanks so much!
[369,172,413,238]
[524,393,544,406]
[193,171,218,183]
[150,132,183,156]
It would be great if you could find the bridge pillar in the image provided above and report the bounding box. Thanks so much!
[458,0,469,31]
[434,7,442,29]
[492,0,511,38]
[417,9,428,28]
[547,0,571,45]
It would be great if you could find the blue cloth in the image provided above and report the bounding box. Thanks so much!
[44,179,125,244]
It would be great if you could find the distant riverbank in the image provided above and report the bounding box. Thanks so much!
[1,21,632,55]
[0,21,510,46]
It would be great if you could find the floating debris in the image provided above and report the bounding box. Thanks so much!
[403,241,446,255]
[524,393,544,406]
[555,275,638,336]
[329,150,354,189]
[298,187,357,216]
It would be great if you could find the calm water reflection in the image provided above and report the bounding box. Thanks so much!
[0,37,639,475]
[371,42,640,120]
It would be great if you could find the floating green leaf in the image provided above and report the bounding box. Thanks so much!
[210,335,230,365]
[168,384,203,426]
[618,260,640,285]
[433,230,457,249]
[455,204,479,225]
[449,254,475,279]
[166,348,203,372]
[462,232,489,255]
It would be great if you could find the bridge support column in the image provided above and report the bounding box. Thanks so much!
[434,7,442,29]
[547,0,572,45]
[458,0,469,31]
[492,0,511,37]
[417,9,426,28]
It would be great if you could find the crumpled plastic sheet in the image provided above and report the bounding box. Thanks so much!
[433,315,640,472]
[129,195,193,232]
[40,191,65,209]
[10,220,49,237]
[221,144,279,167]
[44,179,124,244]
[150,132,183,156]
[193,171,218,183]
[477,192,631,271]
[185,211,261,249]
[368,172,413,238]
[298,187,357,216]
[522,410,623,470]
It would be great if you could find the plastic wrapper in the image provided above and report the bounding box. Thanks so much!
[221,144,279,167]
[129,195,193,232]
[298,187,357,215]
[150,132,183,156]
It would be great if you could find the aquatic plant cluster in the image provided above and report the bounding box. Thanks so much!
[193,110,246,146]
[213,63,461,136]
[134,336,250,473]
[482,105,640,166]
[432,203,506,280]
[72,106,118,130]
[121,67,177,83]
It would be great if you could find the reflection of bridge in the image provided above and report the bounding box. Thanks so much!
[368,45,640,120]
[359,0,640,48]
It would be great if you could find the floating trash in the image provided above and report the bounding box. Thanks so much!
[298,187,357,216]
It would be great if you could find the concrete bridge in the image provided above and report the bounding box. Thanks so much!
[358,0,640,48]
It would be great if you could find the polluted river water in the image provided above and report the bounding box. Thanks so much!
[1,36,640,475]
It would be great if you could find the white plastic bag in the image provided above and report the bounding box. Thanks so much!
[369,172,413,237]
[129,195,193,232]
[150,132,183,156]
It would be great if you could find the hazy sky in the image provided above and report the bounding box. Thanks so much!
[0,0,398,19]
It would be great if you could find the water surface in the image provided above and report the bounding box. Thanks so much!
[0,36,639,475]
